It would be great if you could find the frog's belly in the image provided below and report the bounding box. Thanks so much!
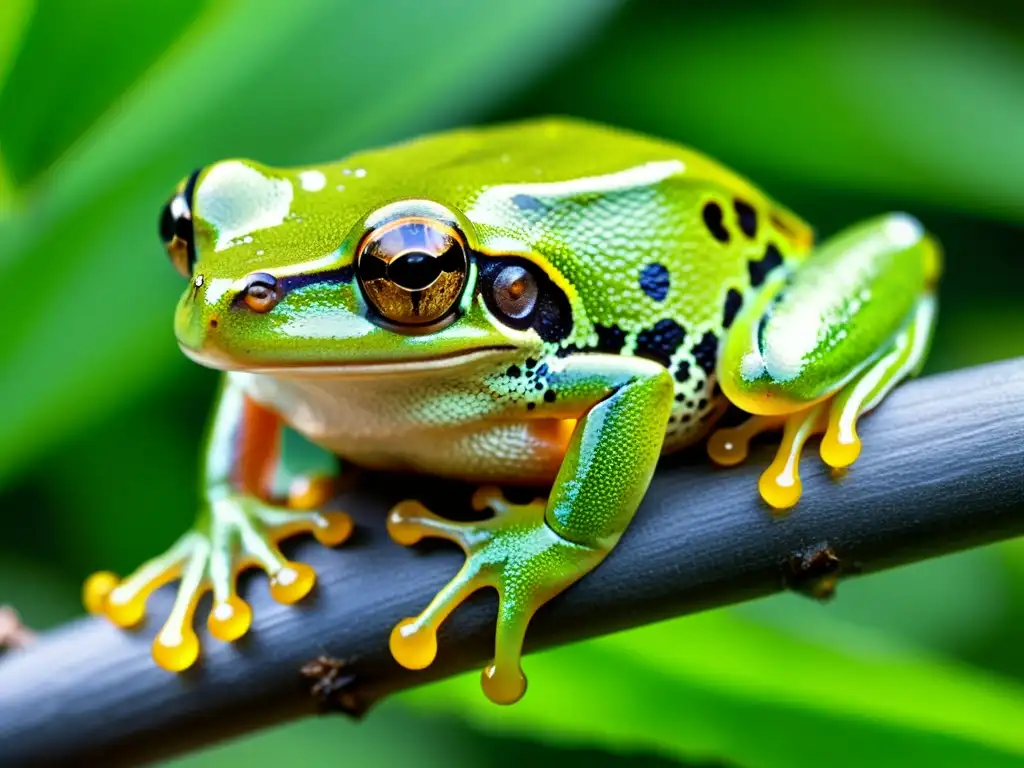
[233,371,573,484]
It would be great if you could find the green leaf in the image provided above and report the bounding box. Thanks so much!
[0,0,35,211]
[0,0,619,486]
[403,610,1024,768]
[0,0,206,188]
[0,0,33,98]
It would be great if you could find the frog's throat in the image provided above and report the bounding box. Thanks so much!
[178,344,517,378]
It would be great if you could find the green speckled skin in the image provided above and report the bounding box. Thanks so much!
[90,118,939,702]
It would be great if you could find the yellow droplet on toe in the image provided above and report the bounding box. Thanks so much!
[313,511,354,547]
[707,428,748,466]
[207,596,253,642]
[759,466,802,511]
[288,475,335,510]
[269,562,316,604]
[387,502,429,546]
[104,585,148,628]
[83,571,119,615]
[152,629,200,672]
[481,663,527,705]
[820,430,862,469]
[390,618,437,670]
[470,485,504,513]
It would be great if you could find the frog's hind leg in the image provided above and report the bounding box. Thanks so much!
[710,213,940,511]
[818,296,935,469]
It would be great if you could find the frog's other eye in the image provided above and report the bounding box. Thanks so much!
[490,264,538,322]
[477,256,572,341]
[159,169,201,278]
[241,272,280,313]
[356,217,469,327]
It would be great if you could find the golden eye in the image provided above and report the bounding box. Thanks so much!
[492,264,538,320]
[356,217,469,326]
[159,169,200,278]
[242,272,280,313]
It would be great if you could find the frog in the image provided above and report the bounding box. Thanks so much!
[84,118,940,704]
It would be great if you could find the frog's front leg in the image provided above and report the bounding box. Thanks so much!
[83,373,352,671]
[387,357,674,704]
[709,213,941,510]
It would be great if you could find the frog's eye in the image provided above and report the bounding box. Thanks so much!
[489,264,539,322]
[241,272,281,313]
[159,169,201,278]
[356,217,469,326]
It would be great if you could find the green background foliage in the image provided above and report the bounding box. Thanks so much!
[1,1,1022,766]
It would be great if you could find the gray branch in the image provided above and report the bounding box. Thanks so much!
[1,359,1022,767]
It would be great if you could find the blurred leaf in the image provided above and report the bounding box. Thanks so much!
[737,546,1009,656]
[0,0,33,102]
[0,554,79,629]
[513,5,1024,222]
[168,701,471,768]
[0,0,619,487]
[0,0,206,188]
[0,0,34,209]
[403,610,1024,768]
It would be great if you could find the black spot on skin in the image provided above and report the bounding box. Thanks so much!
[682,413,692,423]
[675,393,686,402]
[543,390,557,403]
[527,402,536,411]
[698,397,708,410]
[595,324,626,354]
[749,243,784,287]
[511,193,545,213]
[534,382,543,391]
[693,331,719,376]
[674,360,691,384]
[723,288,743,329]
[526,357,537,369]
[733,199,758,239]
[639,263,670,302]
[635,319,687,368]
[506,365,521,378]
[702,201,730,243]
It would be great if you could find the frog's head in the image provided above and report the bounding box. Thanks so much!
[160,158,574,375]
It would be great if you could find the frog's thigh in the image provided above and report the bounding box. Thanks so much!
[711,213,940,510]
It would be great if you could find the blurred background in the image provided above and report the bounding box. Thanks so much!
[1,0,1023,765]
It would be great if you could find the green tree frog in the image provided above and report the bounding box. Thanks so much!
[84,119,940,704]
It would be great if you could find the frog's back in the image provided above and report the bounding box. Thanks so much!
[336,118,815,447]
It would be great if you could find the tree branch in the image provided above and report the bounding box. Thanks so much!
[1,359,1023,767]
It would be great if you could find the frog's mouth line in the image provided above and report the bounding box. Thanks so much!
[179,344,517,378]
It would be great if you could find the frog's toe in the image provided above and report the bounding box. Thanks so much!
[388,489,602,704]
[711,297,934,512]
[286,474,338,511]
[87,497,354,672]
[707,415,787,467]
[757,403,829,510]
[86,531,203,629]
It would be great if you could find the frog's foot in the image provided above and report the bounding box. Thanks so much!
[84,495,352,672]
[709,297,934,511]
[386,486,605,705]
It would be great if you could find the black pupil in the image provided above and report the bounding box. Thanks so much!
[388,251,441,290]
